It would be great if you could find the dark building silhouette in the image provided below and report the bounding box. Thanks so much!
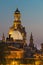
[29,32,34,49]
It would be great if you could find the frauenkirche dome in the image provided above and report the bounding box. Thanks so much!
[8,8,26,44]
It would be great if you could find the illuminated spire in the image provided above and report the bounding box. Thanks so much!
[30,32,33,41]
[2,33,5,42]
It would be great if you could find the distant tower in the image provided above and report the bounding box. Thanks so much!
[29,32,34,48]
[2,33,5,42]
[41,43,43,52]
[30,32,33,43]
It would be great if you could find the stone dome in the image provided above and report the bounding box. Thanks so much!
[9,30,23,40]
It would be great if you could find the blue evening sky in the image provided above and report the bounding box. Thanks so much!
[0,0,43,49]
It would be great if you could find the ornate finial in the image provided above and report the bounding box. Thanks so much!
[15,8,20,14]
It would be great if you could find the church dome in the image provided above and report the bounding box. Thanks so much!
[9,30,23,40]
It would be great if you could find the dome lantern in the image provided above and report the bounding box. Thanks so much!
[14,8,21,21]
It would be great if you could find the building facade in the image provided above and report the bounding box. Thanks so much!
[0,8,43,65]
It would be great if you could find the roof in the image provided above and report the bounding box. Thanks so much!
[15,8,20,14]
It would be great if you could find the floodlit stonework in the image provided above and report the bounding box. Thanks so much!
[0,8,43,65]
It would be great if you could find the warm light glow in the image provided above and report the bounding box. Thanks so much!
[11,61,19,65]
[35,61,41,65]
[9,30,23,40]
